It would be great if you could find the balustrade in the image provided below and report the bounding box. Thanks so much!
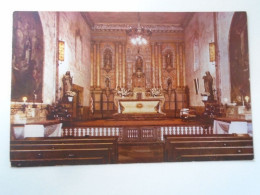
[62,125,212,142]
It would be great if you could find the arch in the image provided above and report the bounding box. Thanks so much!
[11,11,44,102]
[229,12,250,104]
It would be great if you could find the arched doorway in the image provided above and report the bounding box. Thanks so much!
[229,12,250,104]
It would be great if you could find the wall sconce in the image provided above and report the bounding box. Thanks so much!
[209,42,215,62]
[21,97,28,112]
[58,40,65,61]
[244,96,250,103]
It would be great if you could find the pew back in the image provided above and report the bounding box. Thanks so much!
[10,136,118,167]
[164,135,254,162]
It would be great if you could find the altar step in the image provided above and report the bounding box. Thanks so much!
[113,113,167,120]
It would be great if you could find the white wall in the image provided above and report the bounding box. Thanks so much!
[39,12,57,105]
[217,12,234,103]
[58,12,91,106]
[185,12,215,106]
[39,12,91,106]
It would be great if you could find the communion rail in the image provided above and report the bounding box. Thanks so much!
[62,125,213,142]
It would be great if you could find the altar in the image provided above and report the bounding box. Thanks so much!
[114,87,165,115]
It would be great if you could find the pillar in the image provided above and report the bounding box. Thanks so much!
[96,42,101,88]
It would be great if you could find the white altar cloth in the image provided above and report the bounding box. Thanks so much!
[13,122,62,139]
[213,118,252,135]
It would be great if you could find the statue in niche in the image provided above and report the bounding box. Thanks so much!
[105,77,110,89]
[132,56,146,88]
[132,68,146,88]
[165,52,173,72]
[135,56,143,72]
[202,71,214,101]
[62,71,73,96]
[167,78,172,91]
[104,77,111,97]
[103,49,112,73]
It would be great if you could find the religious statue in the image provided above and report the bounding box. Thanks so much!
[167,78,172,91]
[203,71,214,100]
[104,49,112,72]
[24,37,31,64]
[135,56,143,72]
[165,52,173,72]
[62,71,73,95]
[105,77,110,89]
[132,69,146,88]
[166,53,172,66]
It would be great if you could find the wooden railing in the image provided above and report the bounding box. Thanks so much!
[160,125,213,140]
[62,125,212,142]
[62,127,120,137]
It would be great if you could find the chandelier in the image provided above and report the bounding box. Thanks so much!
[126,26,152,46]
[126,13,152,46]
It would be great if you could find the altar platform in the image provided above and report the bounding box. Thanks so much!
[63,118,203,127]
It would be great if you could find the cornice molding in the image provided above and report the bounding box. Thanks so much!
[92,23,184,32]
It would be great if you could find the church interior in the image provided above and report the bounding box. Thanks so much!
[10,11,254,166]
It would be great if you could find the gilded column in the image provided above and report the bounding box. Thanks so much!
[158,43,162,88]
[96,42,101,88]
[182,43,186,86]
[176,43,180,87]
[151,43,155,88]
[119,43,122,87]
[155,43,158,88]
[115,42,119,88]
[90,42,94,89]
[93,43,97,88]
[122,43,126,88]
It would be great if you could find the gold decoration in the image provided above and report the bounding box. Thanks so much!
[58,41,65,61]
[136,103,143,108]
[209,42,215,62]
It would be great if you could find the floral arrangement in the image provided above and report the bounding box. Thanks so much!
[65,91,76,97]
[117,88,130,97]
[150,88,161,97]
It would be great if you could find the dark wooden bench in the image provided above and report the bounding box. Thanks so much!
[164,134,254,162]
[10,136,118,167]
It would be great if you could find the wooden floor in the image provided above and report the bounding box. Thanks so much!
[64,118,202,127]
[118,142,164,163]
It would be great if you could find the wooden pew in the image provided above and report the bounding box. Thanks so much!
[164,135,254,162]
[10,136,118,167]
